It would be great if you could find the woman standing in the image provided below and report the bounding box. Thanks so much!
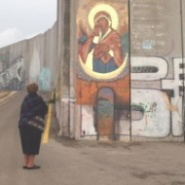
[19,83,48,170]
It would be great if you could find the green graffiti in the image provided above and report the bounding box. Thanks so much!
[98,100,114,118]
[132,102,157,118]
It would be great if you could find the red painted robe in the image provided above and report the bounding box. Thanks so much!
[79,29,123,69]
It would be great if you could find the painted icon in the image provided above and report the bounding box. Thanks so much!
[78,4,128,77]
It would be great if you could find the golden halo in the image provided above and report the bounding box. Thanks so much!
[79,54,128,80]
[88,4,119,30]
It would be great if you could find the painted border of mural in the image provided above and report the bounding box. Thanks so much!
[77,0,129,82]
[76,0,131,140]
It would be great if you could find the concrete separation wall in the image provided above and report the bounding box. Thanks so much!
[0,23,57,92]
[0,0,185,142]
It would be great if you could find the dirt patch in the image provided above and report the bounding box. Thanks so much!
[171,182,185,185]
[132,172,150,179]
[0,91,11,99]
[132,171,176,180]
[53,135,143,149]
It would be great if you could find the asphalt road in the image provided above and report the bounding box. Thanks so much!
[1,92,185,185]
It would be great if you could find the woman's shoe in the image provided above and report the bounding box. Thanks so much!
[24,165,41,170]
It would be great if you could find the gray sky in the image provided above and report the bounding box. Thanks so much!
[0,0,57,48]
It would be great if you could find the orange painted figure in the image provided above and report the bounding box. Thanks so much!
[79,11,124,73]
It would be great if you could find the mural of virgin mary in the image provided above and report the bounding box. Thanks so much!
[79,11,124,74]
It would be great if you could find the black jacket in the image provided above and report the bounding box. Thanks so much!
[19,93,48,127]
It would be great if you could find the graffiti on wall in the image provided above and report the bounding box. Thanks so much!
[131,89,170,137]
[79,55,184,139]
[77,1,129,80]
[0,46,52,91]
[78,4,126,75]
[77,0,130,140]
[29,47,52,91]
[29,47,41,84]
[97,88,114,140]
[131,0,171,56]
[162,58,184,136]
[131,57,168,81]
[130,57,183,138]
[0,55,25,90]
[38,67,51,91]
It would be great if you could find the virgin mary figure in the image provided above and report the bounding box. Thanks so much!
[79,11,124,74]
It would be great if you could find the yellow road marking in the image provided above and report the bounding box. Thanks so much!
[42,93,54,144]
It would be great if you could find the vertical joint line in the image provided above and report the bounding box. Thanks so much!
[128,0,132,142]
[180,0,185,142]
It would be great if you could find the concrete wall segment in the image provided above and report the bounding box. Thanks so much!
[0,0,185,141]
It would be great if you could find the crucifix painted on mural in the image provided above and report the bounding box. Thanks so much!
[78,2,129,79]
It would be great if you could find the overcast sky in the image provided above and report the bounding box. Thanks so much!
[0,0,57,48]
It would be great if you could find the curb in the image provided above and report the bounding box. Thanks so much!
[0,91,17,104]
